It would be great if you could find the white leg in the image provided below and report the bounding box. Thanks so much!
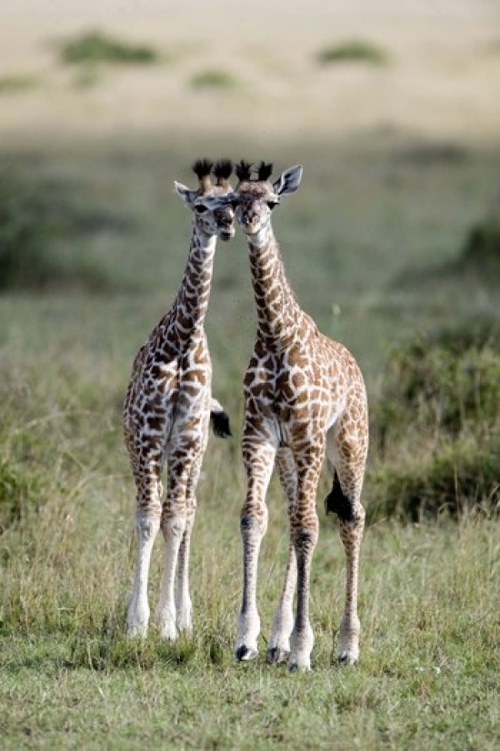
[267,542,297,663]
[156,458,190,640]
[174,496,197,635]
[156,511,185,640]
[127,511,160,637]
[235,440,275,661]
[267,449,297,663]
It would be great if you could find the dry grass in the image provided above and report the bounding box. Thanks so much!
[0,1,499,145]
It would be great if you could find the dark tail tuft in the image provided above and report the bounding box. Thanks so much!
[210,409,232,438]
[324,472,355,522]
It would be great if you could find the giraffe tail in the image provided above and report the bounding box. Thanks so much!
[324,471,355,522]
[210,398,232,438]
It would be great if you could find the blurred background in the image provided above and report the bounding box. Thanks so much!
[1,0,500,520]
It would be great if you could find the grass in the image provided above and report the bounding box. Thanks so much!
[1,132,500,748]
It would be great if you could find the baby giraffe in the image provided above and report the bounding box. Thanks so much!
[212,161,369,671]
[123,159,234,640]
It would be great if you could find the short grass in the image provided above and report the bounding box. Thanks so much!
[1,132,500,749]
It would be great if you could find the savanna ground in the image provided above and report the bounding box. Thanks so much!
[1,1,500,749]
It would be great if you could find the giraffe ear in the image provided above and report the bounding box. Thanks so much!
[273,165,303,197]
[174,181,197,208]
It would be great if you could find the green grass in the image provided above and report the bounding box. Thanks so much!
[1,133,500,748]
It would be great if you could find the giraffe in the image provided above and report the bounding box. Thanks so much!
[207,160,369,671]
[123,158,234,640]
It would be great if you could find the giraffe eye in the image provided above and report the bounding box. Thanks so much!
[266,200,279,210]
[194,204,208,214]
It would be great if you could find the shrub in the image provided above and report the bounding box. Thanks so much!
[60,30,159,65]
[367,435,500,523]
[0,76,39,94]
[460,213,500,270]
[316,40,389,66]
[0,168,129,291]
[367,321,500,521]
[373,321,500,450]
[0,459,43,534]
[190,69,239,89]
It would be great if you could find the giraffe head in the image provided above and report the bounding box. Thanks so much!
[174,158,236,242]
[231,161,303,238]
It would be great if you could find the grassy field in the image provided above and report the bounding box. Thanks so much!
[1,1,500,749]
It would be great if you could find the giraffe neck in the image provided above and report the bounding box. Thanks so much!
[247,224,302,348]
[172,225,217,341]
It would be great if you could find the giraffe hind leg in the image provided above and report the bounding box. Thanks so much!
[326,467,365,665]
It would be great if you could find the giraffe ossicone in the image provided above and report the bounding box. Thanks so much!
[123,158,234,641]
[217,160,369,671]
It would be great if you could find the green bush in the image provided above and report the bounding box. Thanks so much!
[60,30,159,65]
[0,169,128,291]
[0,459,42,534]
[460,213,500,270]
[0,76,39,94]
[316,40,389,66]
[368,435,500,523]
[373,321,500,450]
[368,322,500,521]
[190,69,239,89]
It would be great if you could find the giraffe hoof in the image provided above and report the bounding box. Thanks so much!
[337,651,358,665]
[266,647,290,664]
[235,645,258,662]
[288,660,311,673]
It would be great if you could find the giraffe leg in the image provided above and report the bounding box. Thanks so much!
[337,506,365,664]
[325,423,367,664]
[174,509,195,636]
[267,448,297,664]
[288,457,322,672]
[127,473,162,638]
[235,440,275,662]
[174,454,203,636]
[156,456,191,641]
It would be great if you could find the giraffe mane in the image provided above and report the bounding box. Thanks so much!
[213,158,234,188]
[257,161,273,182]
[192,158,214,191]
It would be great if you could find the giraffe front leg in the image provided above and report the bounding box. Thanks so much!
[267,448,297,664]
[156,462,190,641]
[235,440,274,662]
[287,458,322,672]
[127,505,161,638]
[288,519,318,672]
[267,542,296,664]
[175,482,200,636]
